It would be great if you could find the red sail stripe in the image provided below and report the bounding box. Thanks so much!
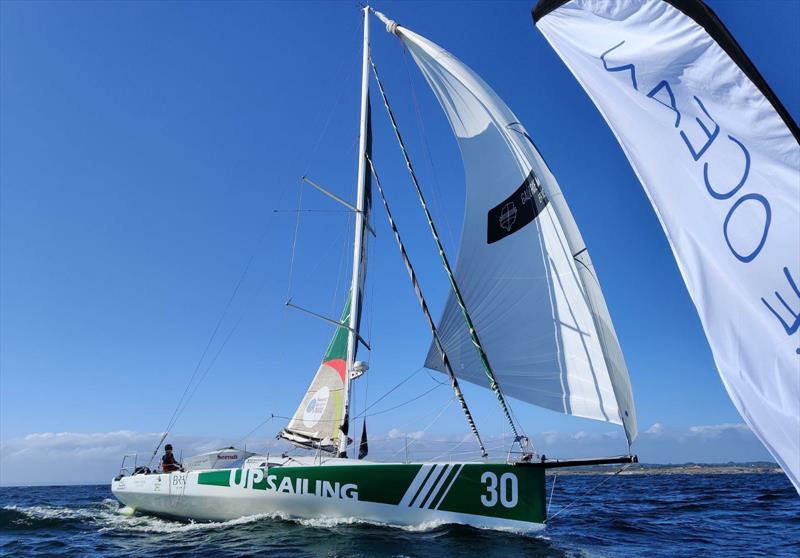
[325,358,347,383]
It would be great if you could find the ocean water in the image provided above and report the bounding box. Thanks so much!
[1,473,798,557]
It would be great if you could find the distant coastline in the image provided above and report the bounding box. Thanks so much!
[548,461,782,475]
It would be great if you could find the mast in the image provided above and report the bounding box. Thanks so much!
[339,5,371,458]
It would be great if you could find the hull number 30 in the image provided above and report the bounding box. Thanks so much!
[480,472,518,508]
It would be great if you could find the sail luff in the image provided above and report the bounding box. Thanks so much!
[367,155,488,457]
[339,6,372,458]
[369,57,524,443]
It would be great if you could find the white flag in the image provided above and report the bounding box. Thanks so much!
[534,0,799,491]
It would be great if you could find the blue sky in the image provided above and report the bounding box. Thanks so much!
[1,1,798,484]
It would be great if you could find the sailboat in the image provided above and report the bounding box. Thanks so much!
[111,7,638,532]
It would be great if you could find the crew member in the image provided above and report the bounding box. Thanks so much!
[161,443,182,472]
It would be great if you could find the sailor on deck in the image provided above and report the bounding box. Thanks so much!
[161,444,182,472]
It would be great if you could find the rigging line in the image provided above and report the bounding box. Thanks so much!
[268,380,445,425]
[303,18,363,176]
[286,21,361,303]
[547,472,558,517]
[369,55,524,444]
[272,209,353,213]
[399,43,457,256]
[169,300,251,428]
[427,435,470,462]
[232,415,276,448]
[426,442,509,462]
[147,214,278,468]
[354,382,445,419]
[290,214,354,297]
[388,398,455,458]
[429,444,507,458]
[365,253,375,359]
[165,245,277,440]
[544,463,632,524]
[331,211,353,316]
[366,154,487,457]
[425,368,447,386]
[356,366,425,416]
[285,183,304,300]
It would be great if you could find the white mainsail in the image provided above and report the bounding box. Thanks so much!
[382,21,637,443]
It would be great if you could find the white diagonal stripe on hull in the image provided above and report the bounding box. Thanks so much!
[434,464,464,510]
[422,464,454,509]
[410,464,445,508]
[399,464,434,507]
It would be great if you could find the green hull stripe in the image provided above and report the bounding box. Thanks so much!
[197,463,545,523]
[408,465,437,507]
[429,465,460,510]
[419,466,449,509]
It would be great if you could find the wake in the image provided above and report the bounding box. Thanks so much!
[3,500,543,538]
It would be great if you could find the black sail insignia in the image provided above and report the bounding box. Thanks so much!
[487,170,549,244]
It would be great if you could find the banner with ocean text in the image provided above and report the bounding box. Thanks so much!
[534,0,799,491]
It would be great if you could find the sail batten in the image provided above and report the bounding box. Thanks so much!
[383,21,637,443]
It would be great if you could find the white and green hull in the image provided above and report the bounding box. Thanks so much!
[111,459,546,532]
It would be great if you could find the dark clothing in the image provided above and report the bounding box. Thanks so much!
[161,452,181,472]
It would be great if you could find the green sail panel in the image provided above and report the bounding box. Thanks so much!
[280,298,351,452]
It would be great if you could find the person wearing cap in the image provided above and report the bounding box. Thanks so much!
[161,444,182,473]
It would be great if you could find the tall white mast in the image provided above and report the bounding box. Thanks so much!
[339,6,370,458]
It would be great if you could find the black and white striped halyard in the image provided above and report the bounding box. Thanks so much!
[369,54,527,449]
[366,154,487,458]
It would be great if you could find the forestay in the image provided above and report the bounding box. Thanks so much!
[383,21,637,443]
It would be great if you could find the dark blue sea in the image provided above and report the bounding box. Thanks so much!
[1,473,798,557]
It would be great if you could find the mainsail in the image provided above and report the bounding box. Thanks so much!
[279,299,351,452]
[377,17,637,443]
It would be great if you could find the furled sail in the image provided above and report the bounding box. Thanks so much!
[279,299,351,452]
[385,22,637,442]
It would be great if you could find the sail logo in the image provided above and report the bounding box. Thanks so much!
[499,202,518,232]
[228,468,358,501]
[487,170,549,244]
[302,386,330,427]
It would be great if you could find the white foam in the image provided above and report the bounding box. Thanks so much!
[4,504,101,522]
[4,501,545,538]
[98,511,277,534]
